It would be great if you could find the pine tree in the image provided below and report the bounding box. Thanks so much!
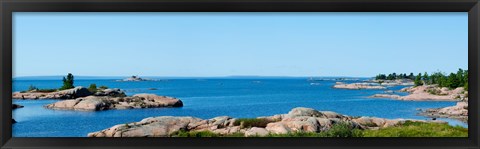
[422,72,429,85]
[60,73,75,90]
[408,73,415,80]
[414,73,423,86]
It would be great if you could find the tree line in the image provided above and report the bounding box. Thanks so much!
[375,68,468,89]
[375,73,415,80]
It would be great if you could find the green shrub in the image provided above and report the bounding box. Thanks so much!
[362,121,468,137]
[265,122,363,137]
[266,132,326,137]
[427,88,440,95]
[28,85,38,91]
[173,130,246,137]
[88,84,97,93]
[362,122,378,127]
[322,122,363,137]
[233,118,275,128]
[174,130,219,137]
[99,85,109,90]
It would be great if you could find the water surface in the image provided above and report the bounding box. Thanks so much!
[12,78,466,137]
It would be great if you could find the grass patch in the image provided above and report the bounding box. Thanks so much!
[362,121,468,137]
[25,85,57,93]
[233,118,275,128]
[170,121,467,137]
[173,130,244,137]
[267,122,363,137]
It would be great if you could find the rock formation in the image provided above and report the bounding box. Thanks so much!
[13,87,93,99]
[45,94,183,111]
[370,85,466,101]
[333,82,386,90]
[87,107,444,137]
[419,102,468,122]
[12,104,24,109]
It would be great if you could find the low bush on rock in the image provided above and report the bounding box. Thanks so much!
[173,130,244,137]
[267,122,363,137]
[233,118,276,128]
[169,121,466,137]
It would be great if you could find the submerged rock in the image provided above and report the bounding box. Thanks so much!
[45,94,183,111]
[12,104,24,109]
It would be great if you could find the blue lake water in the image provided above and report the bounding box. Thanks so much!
[12,78,467,137]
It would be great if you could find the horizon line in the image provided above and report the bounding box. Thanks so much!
[13,75,374,79]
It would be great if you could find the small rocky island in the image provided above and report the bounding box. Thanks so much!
[45,94,183,111]
[120,75,155,82]
[87,107,444,137]
[13,73,184,111]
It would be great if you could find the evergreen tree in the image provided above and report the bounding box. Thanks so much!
[456,68,465,87]
[60,73,75,90]
[375,74,387,80]
[414,73,423,86]
[446,73,459,89]
[463,70,468,90]
[408,73,415,80]
[422,72,429,85]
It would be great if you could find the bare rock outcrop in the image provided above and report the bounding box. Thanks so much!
[45,94,183,111]
[333,82,386,90]
[13,87,92,100]
[419,102,468,122]
[87,107,444,137]
[370,85,466,101]
[371,79,414,86]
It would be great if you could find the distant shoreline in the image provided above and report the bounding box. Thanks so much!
[14,76,372,80]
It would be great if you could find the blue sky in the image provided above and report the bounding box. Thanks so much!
[13,12,467,77]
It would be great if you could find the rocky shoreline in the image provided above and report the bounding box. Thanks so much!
[12,86,126,100]
[87,107,445,137]
[45,94,183,111]
[333,82,386,90]
[370,79,414,86]
[13,87,91,99]
[367,85,468,122]
[369,85,466,101]
[418,102,468,122]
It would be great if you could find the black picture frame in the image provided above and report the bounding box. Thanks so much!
[1,0,479,148]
